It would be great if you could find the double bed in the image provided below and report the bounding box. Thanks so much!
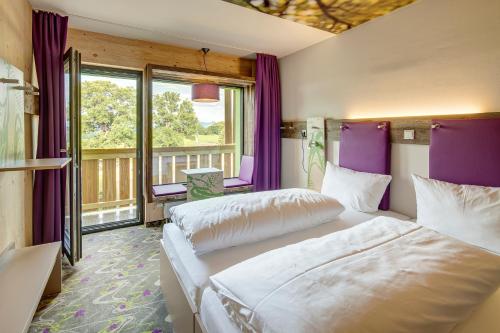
[160,208,409,333]
[160,119,500,333]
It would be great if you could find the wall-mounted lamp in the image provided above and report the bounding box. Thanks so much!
[192,48,219,103]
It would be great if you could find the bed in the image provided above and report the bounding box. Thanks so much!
[160,122,396,332]
[162,209,408,310]
[196,118,500,333]
[199,273,500,333]
[161,209,408,333]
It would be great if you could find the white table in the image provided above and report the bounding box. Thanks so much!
[182,167,223,201]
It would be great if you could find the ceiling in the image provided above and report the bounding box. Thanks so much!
[28,0,334,58]
[223,0,416,34]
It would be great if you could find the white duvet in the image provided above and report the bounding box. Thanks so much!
[210,217,500,333]
[169,188,344,255]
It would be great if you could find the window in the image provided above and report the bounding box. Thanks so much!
[78,66,143,230]
[151,80,243,185]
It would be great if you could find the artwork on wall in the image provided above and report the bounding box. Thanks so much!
[307,117,326,191]
[222,0,415,34]
[0,58,25,165]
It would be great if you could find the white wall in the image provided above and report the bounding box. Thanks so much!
[279,0,500,217]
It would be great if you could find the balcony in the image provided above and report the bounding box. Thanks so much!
[81,145,238,227]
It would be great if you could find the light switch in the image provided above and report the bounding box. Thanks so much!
[403,129,415,140]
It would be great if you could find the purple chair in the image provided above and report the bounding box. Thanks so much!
[224,155,254,188]
[152,183,187,197]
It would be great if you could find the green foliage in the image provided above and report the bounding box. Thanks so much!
[205,121,225,136]
[81,80,137,148]
[152,91,200,147]
[81,80,226,149]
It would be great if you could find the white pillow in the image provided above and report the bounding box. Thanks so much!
[412,174,500,254]
[321,162,392,213]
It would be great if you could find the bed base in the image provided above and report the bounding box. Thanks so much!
[160,240,208,333]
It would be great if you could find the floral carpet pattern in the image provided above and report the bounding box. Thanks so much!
[29,226,172,333]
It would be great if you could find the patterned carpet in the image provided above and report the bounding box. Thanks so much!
[29,225,172,333]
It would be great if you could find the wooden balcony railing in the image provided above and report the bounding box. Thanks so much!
[81,144,237,211]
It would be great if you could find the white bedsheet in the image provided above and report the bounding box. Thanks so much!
[200,288,240,333]
[210,217,500,333]
[200,285,500,333]
[162,209,409,311]
[169,188,345,254]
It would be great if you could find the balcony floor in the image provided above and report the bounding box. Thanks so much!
[82,205,137,227]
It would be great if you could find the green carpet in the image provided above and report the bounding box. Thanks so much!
[29,225,172,333]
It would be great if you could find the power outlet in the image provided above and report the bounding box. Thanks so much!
[301,129,307,138]
[403,129,415,140]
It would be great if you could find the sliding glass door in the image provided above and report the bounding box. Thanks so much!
[80,66,143,233]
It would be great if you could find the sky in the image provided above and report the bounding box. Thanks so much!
[81,75,225,123]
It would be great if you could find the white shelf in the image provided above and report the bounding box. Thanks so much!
[0,158,71,172]
[0,242,61,333]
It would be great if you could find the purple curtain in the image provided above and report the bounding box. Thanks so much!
[32,11,68,245]
[253,54,281,191]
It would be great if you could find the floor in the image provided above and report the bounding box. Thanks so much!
[82,206,137,227]
[29,225,172,333]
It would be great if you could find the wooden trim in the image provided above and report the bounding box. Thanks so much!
[82,199,135,211]
[281,112,500,145]
[145,64,154,203]
[66,29,255,78]
[151,64,255,86]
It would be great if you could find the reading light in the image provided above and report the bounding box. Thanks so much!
[192,48,219,103]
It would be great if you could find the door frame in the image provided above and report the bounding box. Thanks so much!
[63,47,82,265]
[79,65,144,234]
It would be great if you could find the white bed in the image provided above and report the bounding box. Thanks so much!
[162,209,408,311]
[199,285,500,333]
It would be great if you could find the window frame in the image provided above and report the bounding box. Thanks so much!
[145,64,253,202]
[79,64,144,233]
[149,77,244,186]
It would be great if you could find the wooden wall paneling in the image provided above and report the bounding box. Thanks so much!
[119,159,131,200]
[81,159,99,205]
[211,153,222,171]
[200,155,210,168]
[175,156,187,183]
[280,120,307,139]
[66,29,255,78]
[132,158,137,199]
[152,156,159,185]
[0,0,33,252]
[282,112,500,145]
[152,66,255,86]
[223,153,232,178]
[102,159,117,202]
[160,156,171,185]
[189,155,197,169]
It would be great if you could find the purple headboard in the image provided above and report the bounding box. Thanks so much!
[429,118,500,186]
[339,121,391,210]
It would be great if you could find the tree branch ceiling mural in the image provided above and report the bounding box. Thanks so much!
[222,0,416,34]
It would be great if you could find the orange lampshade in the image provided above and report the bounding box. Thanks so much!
[191,83,219,103]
